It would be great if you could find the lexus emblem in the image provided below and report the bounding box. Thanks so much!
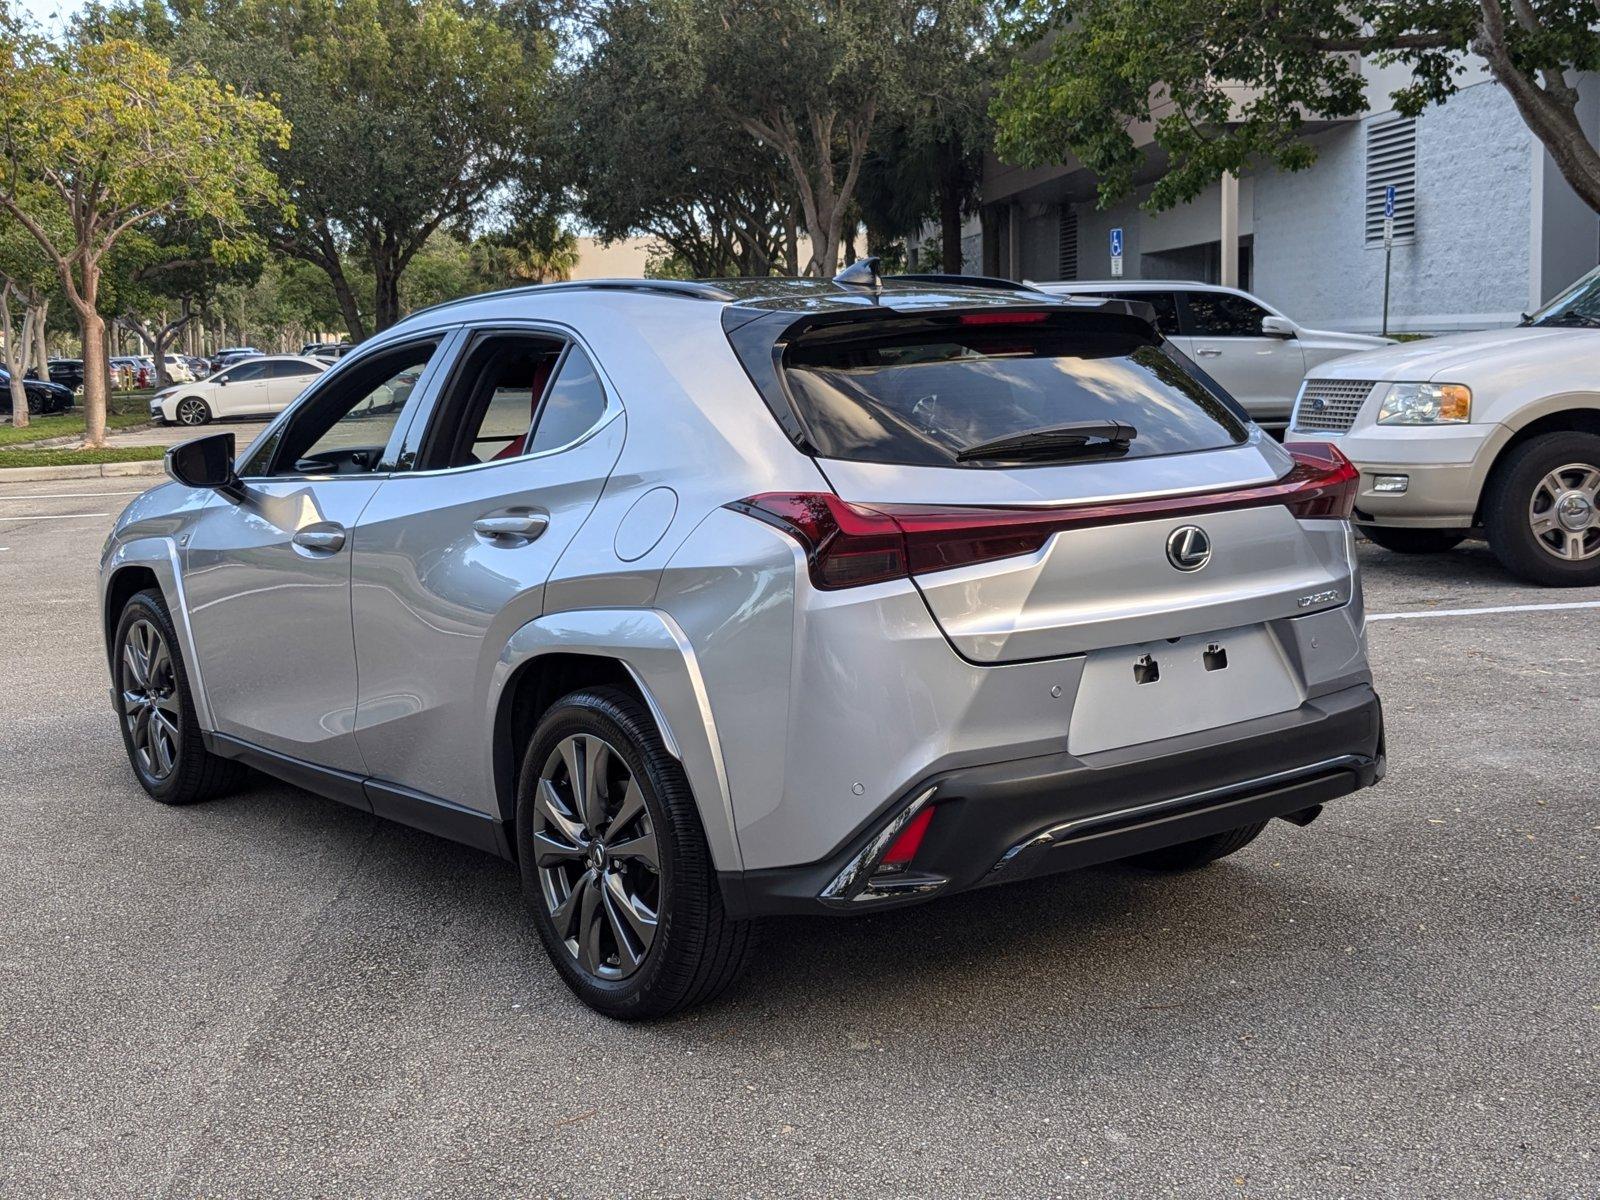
[1310,395,1328,412]
[1166,525,1212,571]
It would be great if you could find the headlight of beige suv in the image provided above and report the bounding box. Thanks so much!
[1377,382,1472,424]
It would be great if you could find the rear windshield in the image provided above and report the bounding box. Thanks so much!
[783,318,1248,467]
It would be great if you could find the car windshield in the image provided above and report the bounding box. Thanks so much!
[1526,267,1600,327]
[782,315,1249,467]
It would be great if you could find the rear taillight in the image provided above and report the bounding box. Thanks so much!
[730,444,1358,590]
[1276,442,1359,520]
[727,493,908,588]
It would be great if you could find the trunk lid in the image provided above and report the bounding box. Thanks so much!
[818,441,1356,663]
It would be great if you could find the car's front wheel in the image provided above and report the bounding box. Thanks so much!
[1358,525,1466,555]
[113,589,247,804]
[1483,431,1600,586]
[516,687,754,1019]
[174,396,212,426]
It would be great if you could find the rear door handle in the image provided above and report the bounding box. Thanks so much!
[472,513,549,543]
[1196,347,1222,358]
[291,523,346,553]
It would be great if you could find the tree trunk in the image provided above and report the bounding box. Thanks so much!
[327,261,369,343]
[1,286,29,428]
[32,299,49,382]
[373,256,402,332]
[79,308,110,448]
[940,166,964,274]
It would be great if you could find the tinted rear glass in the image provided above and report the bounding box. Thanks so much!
[783,318,1248,467]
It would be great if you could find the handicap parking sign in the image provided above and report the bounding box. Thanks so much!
[1110,228,1124,258]
[1384,185,1396,219]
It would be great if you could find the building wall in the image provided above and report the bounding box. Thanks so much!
[1254,80,1536,333]
[981,71,1600,333]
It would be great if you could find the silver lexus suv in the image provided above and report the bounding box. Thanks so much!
[100,268,1385,1019]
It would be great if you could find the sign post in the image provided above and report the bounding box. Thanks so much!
[1381,185,1396,337]
[1110,227,1124,278]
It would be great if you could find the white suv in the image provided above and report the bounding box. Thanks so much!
[1039,281,1391,428]
[1286,267,1600,586]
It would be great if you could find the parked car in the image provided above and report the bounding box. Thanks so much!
[160,354,196,384]
[1,368,74,414]
[301,341,351,358]
[212,347,263,373]
[100,270,1384,1018]
[27,359,85,394]
[184,356,211,379]
[1038,281,1392,429]
[148,354,327,425]
[1286,266,1600,586]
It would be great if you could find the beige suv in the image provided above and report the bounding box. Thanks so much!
[1286,269,1600,587]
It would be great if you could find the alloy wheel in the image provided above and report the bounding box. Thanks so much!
[121,619,181,781]
[176,397,208,426]
[533,734,661,980]
[1528,462,1600,562]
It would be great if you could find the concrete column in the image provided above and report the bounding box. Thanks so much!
[1008,201,1022,281]
[1219,172,1239,288]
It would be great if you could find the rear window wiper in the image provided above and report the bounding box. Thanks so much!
[955,420,1137,463]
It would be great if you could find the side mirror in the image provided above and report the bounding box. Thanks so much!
[166,432,243,497]
[1260,316,1297,338]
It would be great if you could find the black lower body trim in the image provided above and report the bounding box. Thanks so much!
[205,732,512,860]
[720,684,1384,919]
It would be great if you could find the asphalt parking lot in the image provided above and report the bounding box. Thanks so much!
[0,475,1594,1199]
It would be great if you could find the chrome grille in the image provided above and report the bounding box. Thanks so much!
[1291,380,1377,434]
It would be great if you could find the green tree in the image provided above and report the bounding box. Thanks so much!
[0,35,286,443]
[994,0,1600,216]
[856,11,996,274]
[556,0,793,276]
[191,0,556,338]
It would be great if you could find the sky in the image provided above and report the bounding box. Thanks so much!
[13,0,82,35]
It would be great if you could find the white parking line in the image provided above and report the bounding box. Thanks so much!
[0,490,142,500]
[0,512,110,521]
[1369,600,1600,621]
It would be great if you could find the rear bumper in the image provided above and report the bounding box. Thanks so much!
[719,683,1383,918]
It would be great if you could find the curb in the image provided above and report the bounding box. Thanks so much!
[0,460,166,483]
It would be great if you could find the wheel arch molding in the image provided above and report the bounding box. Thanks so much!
[487,608,740,873]
[101,537,216,731]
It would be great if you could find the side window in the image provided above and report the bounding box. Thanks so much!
[1109,291,1180,337]
[1184,291,1269,337]
[243,340,440,477]
[223,361,267,383]
[417,334,610,470]
[266,360,321,378]
[528,345,607,454]
[422,333,566,469]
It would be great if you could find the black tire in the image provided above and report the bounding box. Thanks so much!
[516,687,754,1020]
[174,396,212,426]
[1482,431,1600,587]
[1358,525,1466,555]
[113,589,248,805]
[1129,821,1268,871]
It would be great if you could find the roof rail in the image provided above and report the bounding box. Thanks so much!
[401,277,736,323]
[570,278,739,301]
[887,273,1043,294]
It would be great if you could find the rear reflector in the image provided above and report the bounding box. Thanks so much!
[730,443,1358,590]
[879,806,935,867]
